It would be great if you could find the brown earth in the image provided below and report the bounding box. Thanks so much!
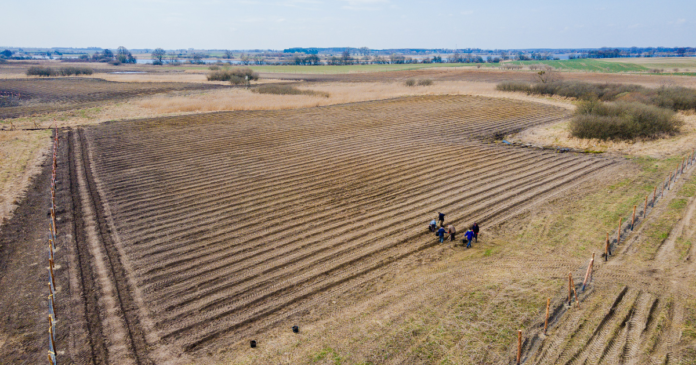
[0,78,228,119]
[27,95,623,364]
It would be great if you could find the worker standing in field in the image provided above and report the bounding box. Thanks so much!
[447,224,456,241]
[471,222,480,243]
[463,229,474,248]
[437,226,446,243]
[437,212,446,227]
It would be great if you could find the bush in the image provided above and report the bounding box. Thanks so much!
[27,66,93,77]
[496,81,531,93]
[405,79,416,87]
[59,66,93,76]
[208,65,220,71]
[207,67,259,84]
[108,60,121,66]
[570,100,682,140]
[27,66,58,76]
[251,84,329,98]
[652,86,696,111]
[417,79,433,86]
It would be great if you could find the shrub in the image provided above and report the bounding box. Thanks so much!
[27,66,93,77]
[417,79,433,86]
[59,66,93,76]
[404,79,416,87]
[207,67,259,84]
[496,81,531,93]
[27,66,58,77]
[208,65,220,71]
[652,86,696,111]
[251,84,329,98]
[570,100,682,140]
[108,60,121,66]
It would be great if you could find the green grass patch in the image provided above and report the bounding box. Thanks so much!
[312,347,345,364]
[499,59,649,73]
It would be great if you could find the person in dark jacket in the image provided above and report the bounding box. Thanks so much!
[437,227,446,243]
[471,222,480,242]
[437,212,445,227]
[463,229,474,248]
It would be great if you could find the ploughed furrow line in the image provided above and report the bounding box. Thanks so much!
[139,152,588,297]
[134,150,568,284]
[90,97,564,185]
[152,159,610,338]
[92,105,564,202]
[115,140,491,227]
[90,96,563,161]
[82,95,604,353]
[155,162,610,350]
[127,145,558,262]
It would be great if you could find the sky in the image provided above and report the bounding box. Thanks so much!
[1,0,694,50]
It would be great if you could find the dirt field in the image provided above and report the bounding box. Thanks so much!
[2,63,696,364]
[0,78,228,119]
[31,95,624,364]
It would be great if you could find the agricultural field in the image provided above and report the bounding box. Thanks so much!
[35,95,628,364]
[1,61,696,364]
[497,59,649,73]
[0,78,226,119]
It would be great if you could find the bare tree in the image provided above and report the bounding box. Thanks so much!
[533,67,561,83]
[151,48,166,65]
[167,52,179,64]
[224,50,234,59]
[341,50,352,65]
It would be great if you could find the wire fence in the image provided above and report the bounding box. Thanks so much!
[47,125,58,365]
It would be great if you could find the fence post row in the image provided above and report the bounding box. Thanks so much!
[545,154,695,351]
[47,126,58,365]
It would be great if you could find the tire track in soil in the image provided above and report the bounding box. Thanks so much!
[74,129,153,365]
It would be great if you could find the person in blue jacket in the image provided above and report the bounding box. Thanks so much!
[437,226,446,243]
[463,229,474,248]
[429,219,438,232]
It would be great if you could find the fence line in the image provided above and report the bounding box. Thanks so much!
[519,150,696,362]
[47,124,58,365]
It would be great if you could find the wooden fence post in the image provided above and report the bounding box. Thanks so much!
[517,330,522,365]
[617,218,622,245]
[631,205,636,230]
[568,272,572,304]
[544,298,550,335]
[644,196,648,218]
[573,287,580,308]
[582,253,595,292]
[605,233,610,260]
[653,186,657,205]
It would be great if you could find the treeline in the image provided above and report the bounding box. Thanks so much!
[497,81,695,140]
[73,46,137,65]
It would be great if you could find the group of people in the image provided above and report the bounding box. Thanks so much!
[428,212,479,248]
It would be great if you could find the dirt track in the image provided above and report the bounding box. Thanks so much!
[33,95,616,362]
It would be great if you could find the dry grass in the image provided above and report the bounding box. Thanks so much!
[132,81,573,114]
[0,130,51,225]
[513,111,696,157]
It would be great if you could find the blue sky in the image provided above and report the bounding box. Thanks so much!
[1,0,693,49]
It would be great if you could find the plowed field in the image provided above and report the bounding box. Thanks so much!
[0,78,225,118]
[57,95,621,362]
